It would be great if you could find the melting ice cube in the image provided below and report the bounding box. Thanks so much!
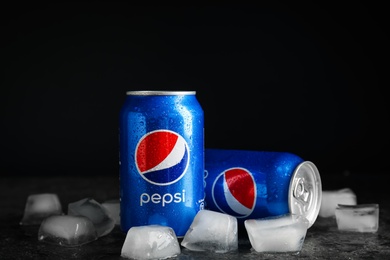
[121,225,181,260]
[68,198,115,237]
[20,193,63,225]
[38,215,98,246]
[319,188,357,218]
[181,209,238,253]
[244,214,309,253]
[101,199,120,225]
[335,204,379,233]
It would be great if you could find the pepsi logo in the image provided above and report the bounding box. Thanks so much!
[135,130,189,186]
[212,167,256,218]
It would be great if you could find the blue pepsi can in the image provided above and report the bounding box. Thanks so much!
[204,148,322,228]
[119,91,204,237]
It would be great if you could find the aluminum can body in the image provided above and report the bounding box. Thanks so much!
[119,91,204,237]
[204,148,322,227]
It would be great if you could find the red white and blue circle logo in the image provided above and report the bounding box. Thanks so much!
[211,167,256,218]
[135,130,189,186]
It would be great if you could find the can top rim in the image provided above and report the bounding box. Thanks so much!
[288,161,322,228]
[126,91,196,96]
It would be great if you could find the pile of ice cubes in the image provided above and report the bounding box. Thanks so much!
[20,186,380,258]
[319,188,379,233]
[120,209,310,258]
[20,193,311,255]
[20,193,120,247]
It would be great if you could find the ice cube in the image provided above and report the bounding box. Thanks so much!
[181,209,238,253]
[68,198,115,237]
[335,204,379,233]
[101,199,120,225]
[20,193,63,225]
[319,188,357,218]
[38,215,98,246]
[121,225,181,260]
[244,214,309,253]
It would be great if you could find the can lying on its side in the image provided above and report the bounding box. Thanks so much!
[204,148,322,228]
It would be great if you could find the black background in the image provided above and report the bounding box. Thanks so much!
[1,2,388,177]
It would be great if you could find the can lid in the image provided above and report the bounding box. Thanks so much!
[288,161,322,228]
[126,91,196,96]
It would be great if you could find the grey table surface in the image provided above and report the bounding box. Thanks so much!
[1,174,389,260]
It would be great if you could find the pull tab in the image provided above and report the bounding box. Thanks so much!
[293,178,310,203]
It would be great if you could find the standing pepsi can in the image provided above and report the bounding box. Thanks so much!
[204,148,322,228]
[119,91,204,237]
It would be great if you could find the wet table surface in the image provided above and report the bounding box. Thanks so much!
[1,174,389,259]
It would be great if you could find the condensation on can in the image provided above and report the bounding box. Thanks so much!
[288,161,322,228]
[119,90,204,237]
